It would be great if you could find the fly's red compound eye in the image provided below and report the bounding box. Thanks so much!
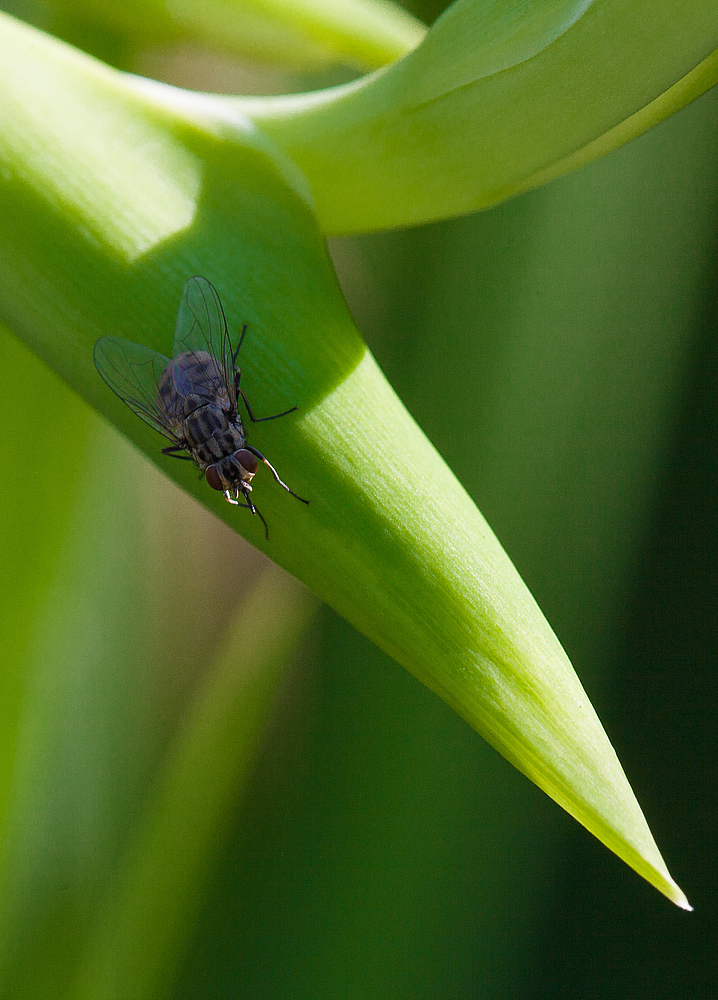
[206,465,223,491]
[235,449,259,475]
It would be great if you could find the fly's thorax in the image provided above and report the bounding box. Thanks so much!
[157,351,232,418]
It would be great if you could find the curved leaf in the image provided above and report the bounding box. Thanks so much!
[237,0,718,232]
[0,12,690,907]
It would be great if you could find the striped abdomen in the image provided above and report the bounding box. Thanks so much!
[183,404,246,467]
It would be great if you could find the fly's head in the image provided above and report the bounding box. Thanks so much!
[205,449,259,504]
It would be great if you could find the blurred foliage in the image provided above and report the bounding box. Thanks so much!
[2,0,425,72]
[0,0,716,997]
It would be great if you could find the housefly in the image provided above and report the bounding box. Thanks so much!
[94,276,308,538]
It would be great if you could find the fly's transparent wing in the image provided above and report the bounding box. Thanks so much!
[94,336,180,443]
[173,276,236,405]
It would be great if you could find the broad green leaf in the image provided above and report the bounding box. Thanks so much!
[43,0,426,70]
[0,12,690,907]
[237,0,718,232]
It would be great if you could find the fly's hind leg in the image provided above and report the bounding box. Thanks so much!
[244,445,309,505]
[162,445,192,461]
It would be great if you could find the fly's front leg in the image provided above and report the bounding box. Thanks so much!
[245,502,269,539]
[222,482,270,539]
[239,483,269,539]
[244,445,309,505]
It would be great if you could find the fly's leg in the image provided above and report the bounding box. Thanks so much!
[232,323,248,366]
[233,326,247,399]
[162,445,193,461]
[238,387,297,423]
[244,445,309,505]
[232,326,297,421]
[250,504,269,540]
[222,484,270,539]
[242,487,269,538]
[231,326,297,422]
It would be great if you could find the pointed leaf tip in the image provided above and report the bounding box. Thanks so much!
[675,892,693,912]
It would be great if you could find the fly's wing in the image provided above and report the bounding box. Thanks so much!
[173,276,236,406]
[94,337,180,443]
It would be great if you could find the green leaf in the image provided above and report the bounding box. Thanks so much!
[44,0,426,70]
[238,0,718,232]
[0,12,690,907]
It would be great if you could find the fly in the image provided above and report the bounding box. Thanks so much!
[94,275,308,538]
